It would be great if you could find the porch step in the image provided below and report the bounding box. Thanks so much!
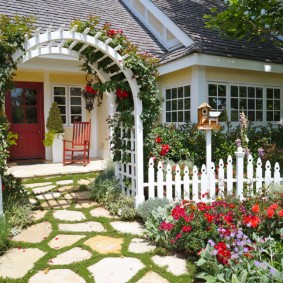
[7,159,108,178]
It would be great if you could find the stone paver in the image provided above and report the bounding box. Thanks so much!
[58,185,77,192]
[128,238,156,254]
[32,210,47,221]
[110,221,145,236]
[58,221,105,232]
[36,192,61,200]
[88,257,144,283]
[32,185,56,195]
[151,255,188,276]
[48,234,86,249]
[90,207,114,218]
[75,200,97,209]
[29,269,85,283]
[137,271,169,283]
[84,235,123,254]
[64,191,91,200]
[12,221,52,243]
[53,210,86,221]
[49,247,92,265]
[78,179,91,186]
[0,248,45,279]
[56,180,73,185]
[29,198,37,205]
[41,199,72,209]
[24,182,52,188]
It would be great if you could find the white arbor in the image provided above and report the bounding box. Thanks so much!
[13,26,145,206]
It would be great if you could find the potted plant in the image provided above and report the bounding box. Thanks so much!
[43,102,64,163]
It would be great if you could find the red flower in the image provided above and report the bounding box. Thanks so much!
[1,185,4,191]
[155,136,162,143]
[278,209,283,217]
[182,225,192,233]
[84,85,97,95]
[160,144,170,156]
[107,29,123,37]
[270,203,278,210]
[243,215,260,228]
[159,221,174,231]
[171,205,186,220]
[116,88,129,100]
[204,213,215,223]
[251,204,260,213]
[267,208,275,218]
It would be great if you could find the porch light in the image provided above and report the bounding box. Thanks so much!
[82,73,103,112]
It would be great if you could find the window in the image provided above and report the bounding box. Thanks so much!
[208,82,282,123]
[165,85,190,123]
[53,85,83,126]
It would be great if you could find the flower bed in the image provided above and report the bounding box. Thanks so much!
[144,186,283,281]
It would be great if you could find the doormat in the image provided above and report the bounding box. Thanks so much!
[16,161,46,166]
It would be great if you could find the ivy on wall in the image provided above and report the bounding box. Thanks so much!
[0,15,34,175]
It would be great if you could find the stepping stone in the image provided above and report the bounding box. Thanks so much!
[128,238,156,254]
[32,185,56,195]
[29,198,38,205]
[48,234,85,250]
[58,185,77,192]
[75,200,97,209]
[53,210,86,221]
[151,255,187,276]
[36,192,61,200]
[24,182,52,188]
[49,247,91,265]
[64,191,91,201]
[90,207,113,218]
[137,271,169,283]
[41,199,72,209]
[78,179,91,185]
[0,248,45,279]
[29,269,85,283]
[84,235,123,254]
[32,210,47,221]
[57,180,73,185]
[59,222,105,232]
[88,257,144,283]
[12,221,52,243]
[110,221,145,236]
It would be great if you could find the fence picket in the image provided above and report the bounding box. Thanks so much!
[210,163,216,198]
[148,158,155,199]
[183,166,190,200]
[157,161,163,198]
[256,158,262,192]
[201,165,208,199]
[226,155,233,194]
[166,164,173,200]
[274,162,281,184]
[247,154,254,195]
[218,159,225,195]
[192,166,199,201]
[175,165,181,200]
[265,161,272,186]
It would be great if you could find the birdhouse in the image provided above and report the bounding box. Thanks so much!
[197,103,221,130]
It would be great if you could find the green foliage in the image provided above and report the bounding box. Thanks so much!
[205,0,283,44]
[46,102,64,133]
[137,198,170,222]
[0,217,10,255]
[43,130,56,147]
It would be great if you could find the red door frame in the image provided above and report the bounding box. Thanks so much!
[5,81,45,160]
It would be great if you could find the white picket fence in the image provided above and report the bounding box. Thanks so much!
[143,147,282,202]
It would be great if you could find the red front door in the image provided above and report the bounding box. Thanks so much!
[6,82,45,160]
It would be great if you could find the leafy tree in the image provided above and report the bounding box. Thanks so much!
[205,0,283,43]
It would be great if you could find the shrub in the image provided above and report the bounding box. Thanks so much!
[108,194,136,220]
[0,217,10,254]
[137,198,170,222]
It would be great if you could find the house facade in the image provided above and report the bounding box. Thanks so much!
[1,0,282,163]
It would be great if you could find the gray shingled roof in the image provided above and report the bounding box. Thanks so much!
[0,0,166,58]
[0,0,282,65]
[151,0,283,64]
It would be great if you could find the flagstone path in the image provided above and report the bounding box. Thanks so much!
[0,179,191,283]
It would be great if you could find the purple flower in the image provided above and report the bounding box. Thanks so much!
[254,260,261,267]
[270,268,276,274]
[208,239,215,246]
[258,147,265,159]
[243,247,249,253]
[231,254,239,259]
[235,139,242,147]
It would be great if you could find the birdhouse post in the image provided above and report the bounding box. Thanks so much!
[197,103,221,174]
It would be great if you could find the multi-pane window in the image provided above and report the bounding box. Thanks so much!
[53,85,83,126]
[165,85,190,123]
[267,88,281,121]
[208,83,281,123]
[208,84,227,121]
[230,86,263,122]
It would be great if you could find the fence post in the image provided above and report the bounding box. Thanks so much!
[235,147,245,199]
[148,158,155,199]
[0,175,3,217]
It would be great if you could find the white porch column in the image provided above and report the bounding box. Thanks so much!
[90,102,98,157]
[191,66,206,122]
[43,72,52,161]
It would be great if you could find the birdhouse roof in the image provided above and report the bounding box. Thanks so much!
[198,103,211,109]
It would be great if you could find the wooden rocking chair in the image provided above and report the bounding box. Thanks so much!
[63,121,91,165]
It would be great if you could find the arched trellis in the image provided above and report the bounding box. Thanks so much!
[12,25,145,206]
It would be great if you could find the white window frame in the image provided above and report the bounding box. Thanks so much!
[162,83,191,125]
[207,81,283,125]
[52,84,85,127]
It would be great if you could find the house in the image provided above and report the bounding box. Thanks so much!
[0,0,282,165]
